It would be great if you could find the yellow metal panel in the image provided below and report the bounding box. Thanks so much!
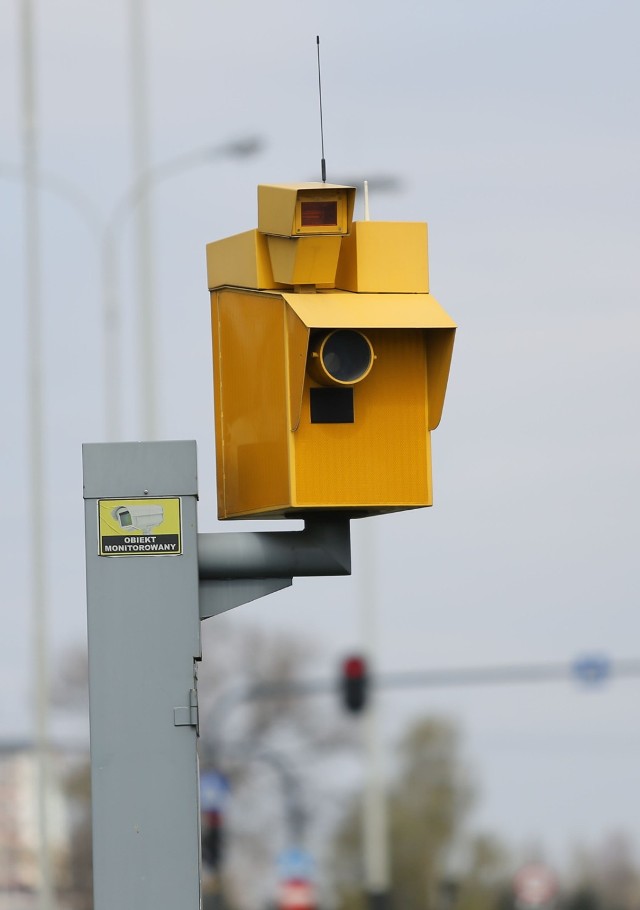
[335,222,429,293]
[285,307,310,432]
[258,183,355,237]
[206,230,279,290]
[211,290,291,518]
[426,328,456,430]
[292,329,431,509]
[266,235,342,286]
[258,185,299,236]
[282,291,456,328]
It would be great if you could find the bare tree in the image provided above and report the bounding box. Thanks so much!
[198,620,356,909]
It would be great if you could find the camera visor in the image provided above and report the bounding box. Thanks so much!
[320,330,373,384]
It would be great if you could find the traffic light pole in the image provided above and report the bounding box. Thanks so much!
[82,440,352,910]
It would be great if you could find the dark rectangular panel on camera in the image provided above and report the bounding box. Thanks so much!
[310,387,354,424]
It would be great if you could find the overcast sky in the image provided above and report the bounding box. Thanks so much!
[1,0,639,875]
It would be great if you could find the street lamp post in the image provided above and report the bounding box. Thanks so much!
[2,136,265,440]
[128,0,154,438]
[101,138,265,439]
[19,1,55,907]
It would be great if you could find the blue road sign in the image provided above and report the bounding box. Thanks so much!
[277,846,314,880]
[200,770,230,813]
[572,653,611,686]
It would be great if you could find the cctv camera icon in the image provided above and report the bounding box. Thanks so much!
[112,504,164,535]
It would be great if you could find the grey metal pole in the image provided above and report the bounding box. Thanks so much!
[83,441,202,910]
[19,2,55,907]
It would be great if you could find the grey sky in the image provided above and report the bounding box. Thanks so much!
[1,0,639,871]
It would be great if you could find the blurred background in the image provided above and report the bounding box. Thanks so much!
[1,0,639,908]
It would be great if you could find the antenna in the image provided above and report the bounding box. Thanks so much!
[316,36,327,183]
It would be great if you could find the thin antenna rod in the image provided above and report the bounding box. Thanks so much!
[316,36,327,182]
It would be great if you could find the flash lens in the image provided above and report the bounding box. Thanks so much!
[310,330,374,386]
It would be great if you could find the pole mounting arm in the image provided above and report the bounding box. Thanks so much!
[198,515,351,619]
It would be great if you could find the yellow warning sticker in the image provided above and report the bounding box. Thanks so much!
[98,498,182,557]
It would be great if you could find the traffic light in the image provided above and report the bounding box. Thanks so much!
[206,182,456,520]
[201,809,223,869]
[340,655,368,713]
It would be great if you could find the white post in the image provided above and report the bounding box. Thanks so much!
[129,0,157,440]
[359,521,392,910]
[20,1,55,906]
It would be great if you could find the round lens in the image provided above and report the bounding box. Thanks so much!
[321,330,373,384]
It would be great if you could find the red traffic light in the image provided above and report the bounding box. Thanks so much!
[340,654,368,713]
[344,655,366,678]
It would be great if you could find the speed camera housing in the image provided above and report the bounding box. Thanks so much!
[206,182,456,519]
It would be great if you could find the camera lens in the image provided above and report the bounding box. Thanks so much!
[319,330,374,385]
